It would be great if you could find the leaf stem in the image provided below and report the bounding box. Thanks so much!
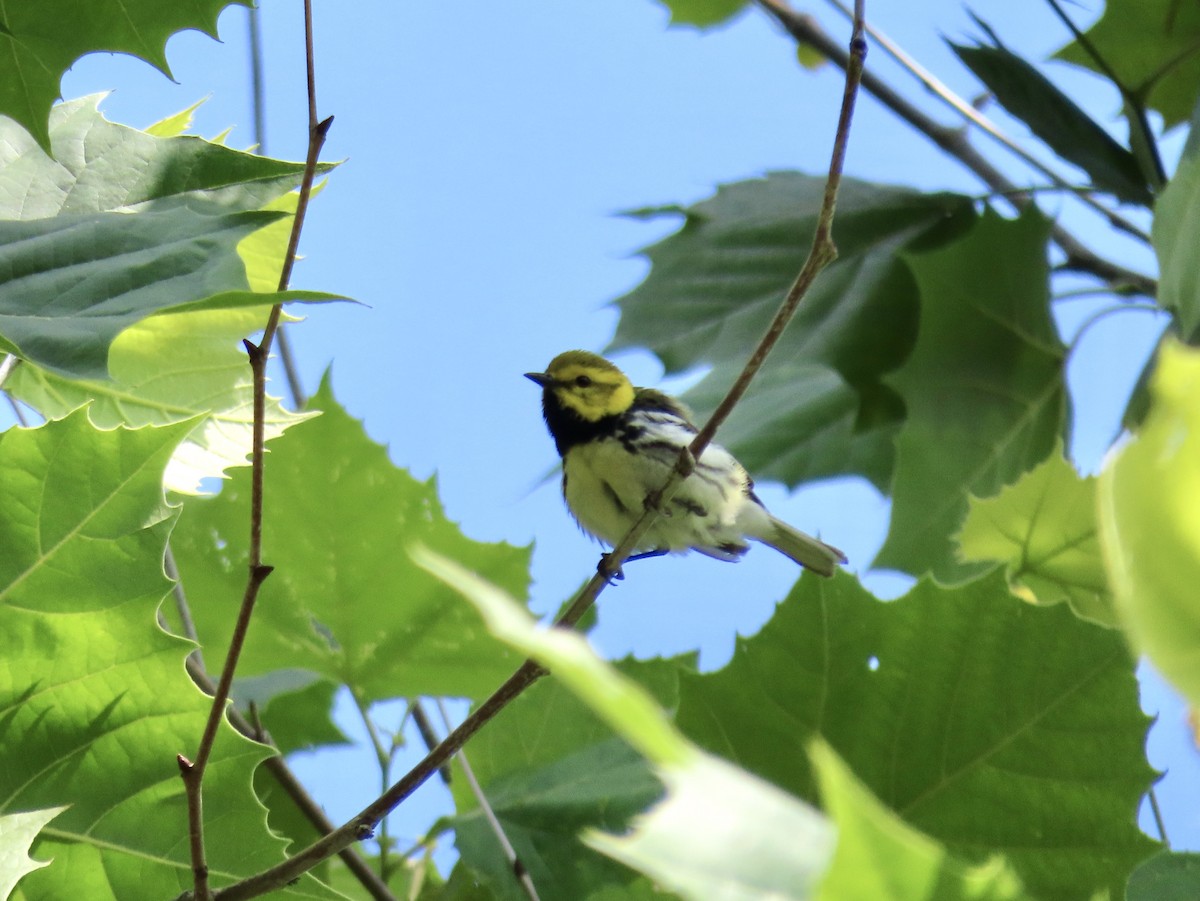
[202,4,869,898]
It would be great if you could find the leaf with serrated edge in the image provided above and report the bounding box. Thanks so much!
[0,96,333,220]
[7,305,312,494]
[0,412,340,898]
[0,2,253,151]
[674,570,1158,899]
[958,445,1112,626]
[170,377,532,701]
[1100,341,1200,707]
[876,207,1067,581]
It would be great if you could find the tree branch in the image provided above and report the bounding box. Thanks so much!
[754,0,1157,299]
[196,4,869,898]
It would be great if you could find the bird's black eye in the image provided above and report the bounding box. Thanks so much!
[574,375,592,388]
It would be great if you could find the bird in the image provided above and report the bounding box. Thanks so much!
[525,350,846,576]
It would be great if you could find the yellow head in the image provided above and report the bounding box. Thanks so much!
[525,350,635,421]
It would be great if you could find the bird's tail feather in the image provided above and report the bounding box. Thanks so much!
[759,516,846,577]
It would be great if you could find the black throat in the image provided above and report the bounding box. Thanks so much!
[540,390,622,457]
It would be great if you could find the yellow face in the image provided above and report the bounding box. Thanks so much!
[538,351,635,421]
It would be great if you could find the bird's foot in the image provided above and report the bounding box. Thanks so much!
[599,553,625,584]
[599,548,669,584]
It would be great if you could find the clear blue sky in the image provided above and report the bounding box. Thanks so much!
[52,0,1195,871]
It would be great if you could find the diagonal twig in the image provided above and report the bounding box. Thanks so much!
[196,4,869,899]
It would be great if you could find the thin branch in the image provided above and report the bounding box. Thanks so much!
[822,0,1150,242]
[434,700,539,901]
[179,0,331,897]
[754,0,1157,299]
[199,5,869,898]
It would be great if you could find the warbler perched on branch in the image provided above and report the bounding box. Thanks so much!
[526,350,846,576]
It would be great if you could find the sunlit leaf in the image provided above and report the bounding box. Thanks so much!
[1099,341,1200,706]
[0,413,339,898]
[958,446,1112,625]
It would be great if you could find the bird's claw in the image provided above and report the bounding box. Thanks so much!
[600,553,625,584]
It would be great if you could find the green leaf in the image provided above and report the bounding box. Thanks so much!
[1055,0,1200,130]
[450,658,685,899]
[811,742,1029,901]
[0,412,339,898]
[0,96,333,220]
[416,549,836,901]
[1152,146,1200,339]
[1127,852,1200,901]
[6,305,313,494]
[1099,341,1200,706]
[169,377,533,702]
[0,1,252,152]
[649,0,748,28]
[609,172,974,490]
[674,570,1159,899]
[876,208,1067,580]
[0,808,65,899]
[950,39,1151,205]
[958,446,1113,626]
[0,202,342,380]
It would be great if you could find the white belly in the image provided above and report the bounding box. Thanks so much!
[562,435,764,556]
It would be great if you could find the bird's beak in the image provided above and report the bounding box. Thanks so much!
[524,372,554,388]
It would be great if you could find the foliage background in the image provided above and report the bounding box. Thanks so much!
[2,0,1198,896]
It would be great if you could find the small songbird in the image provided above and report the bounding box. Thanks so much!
[526,350,846,576]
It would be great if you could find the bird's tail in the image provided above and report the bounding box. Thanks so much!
[758,516,846,577]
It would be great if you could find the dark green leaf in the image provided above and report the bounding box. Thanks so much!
[951,40,1151,205]
[451,658,687,900]
[610,172,974,489]
[1055,0,1200,130]
[0,1,252,152]
[674,570,1159,899]
[876,208,1067,580]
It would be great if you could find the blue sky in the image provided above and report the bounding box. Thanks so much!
[50,0,1196,873]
